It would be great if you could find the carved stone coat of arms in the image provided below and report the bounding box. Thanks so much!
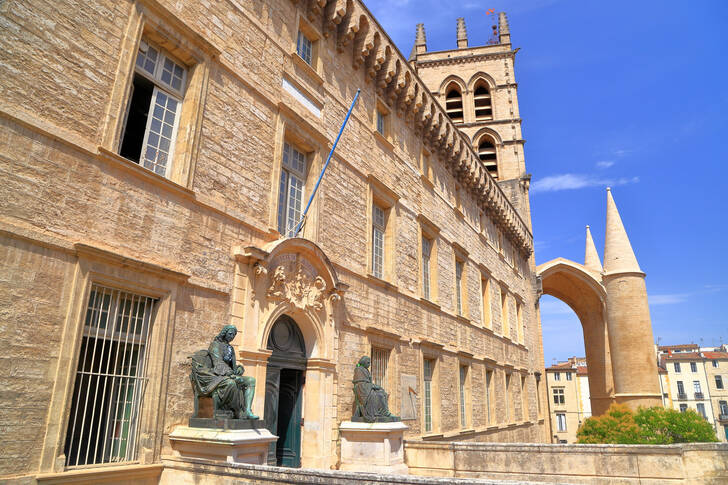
[266,258,326,311]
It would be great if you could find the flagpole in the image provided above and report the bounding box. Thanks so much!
[293,88,361,237]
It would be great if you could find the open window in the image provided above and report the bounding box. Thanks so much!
[119,39,187,178]
[477,136,498,179]
[473,81,493,121]
[445,83,464,123]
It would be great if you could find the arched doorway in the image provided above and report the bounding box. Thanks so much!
[264,315,306,467]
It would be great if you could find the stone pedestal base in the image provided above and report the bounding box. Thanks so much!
[169,425,277,465]
[339,421,409,475]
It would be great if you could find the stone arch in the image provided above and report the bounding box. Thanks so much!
[473,128,501,179]
[438,74,466,95]
[467,71,497,91]
[537,258,615,415]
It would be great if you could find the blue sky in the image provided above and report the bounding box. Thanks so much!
[364,0,728,364]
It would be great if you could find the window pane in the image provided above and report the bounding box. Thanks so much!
[460,366,467,427]
[372,226,384,279]
[136,42,159,77]
[285,173,304,237]
[64,285,156,467]
[140,88,180,176]
[423,359,433,432]
[277,170,289,235]
[422,237,431,300]
[455,261,463,315]
[297,31,312,65]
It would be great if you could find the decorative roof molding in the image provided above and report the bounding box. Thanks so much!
[416,51,517,68]
[290,0,532,256]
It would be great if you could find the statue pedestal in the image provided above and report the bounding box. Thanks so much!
[169,424,277,465]
[338,421,409,475]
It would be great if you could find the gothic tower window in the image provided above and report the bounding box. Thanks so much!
[477,136,498,179]
[444,84,464,123]
[473,81,493,121]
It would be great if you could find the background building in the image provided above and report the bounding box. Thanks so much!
[0,0,545,482]
[658,345,728,442]
[545,357,591,443]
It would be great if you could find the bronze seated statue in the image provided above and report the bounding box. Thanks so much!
[189,325,258,420]
[352,355,400,423]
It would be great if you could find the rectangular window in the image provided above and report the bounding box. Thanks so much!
[556,413,566,432]
[376,109,386,136]
[674,362,681,373]
[677,380,685,395]
[64,285,157,467]
[724,425,728,441]
[459,365,468,427]
[505,373,511,422]
[500,288,509,338]
[485,369,493,424]
[423,358,434,432]
[516,300,524,344]
[277,142,307,237]
[120,39,186,177]
[422,236,432,300]
[481,276,491,328]
[679,404,688,412]
[566,372,572,381]
[719,400,728,415]
[554,372,560,381]
[713,360,719,368]
[521,376,528,421]
[371,347,389,393]
[717,375,724,390]
[455,260,464,316]
[296,30,313,65]
[553,388,565,405]
[536,375,542,416]
[372,203,386,279]
[691,362,698,373]
[697,403,707,419]
[693,381,702,394]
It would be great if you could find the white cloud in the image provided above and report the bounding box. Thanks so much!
[531,174,639,193]
[596,160,615,169]
[649,293,690,305]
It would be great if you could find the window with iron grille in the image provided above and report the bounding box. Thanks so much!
[372,204,385,279]
[422,236,432,300]
[693,381,702,394]
[119,39,186,178]
[296,30,312,65]
[277,142,307,237]
[371,347,389,392]
[423,358,434,432]
[553,388,565,405]
[64,285,157,467]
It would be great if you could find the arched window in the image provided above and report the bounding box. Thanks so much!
[445,84,464,123]
[478,137,498,179]
[473,82,493,121]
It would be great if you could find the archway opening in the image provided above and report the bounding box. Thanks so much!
[444,83,464,123]
[264,315,307,467]
[477,136,498,179]
[473,81,493,120]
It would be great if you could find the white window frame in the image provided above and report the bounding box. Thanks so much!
[125,39,187,178]
[277,142,308,237]
[556,413,567,432]
[553,388,565,405]
[372,203,386,279]
[296,30,313,65]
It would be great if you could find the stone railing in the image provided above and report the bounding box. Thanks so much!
[404,441,728,484]
[290,0,533,256]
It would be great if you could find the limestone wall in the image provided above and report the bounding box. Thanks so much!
[405,441,728,484]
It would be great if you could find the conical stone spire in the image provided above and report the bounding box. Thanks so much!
[456,17,468,48]
[603,188,641,274]
[498,12,511,44]
[584,225,603,272]
[414,23,427,56]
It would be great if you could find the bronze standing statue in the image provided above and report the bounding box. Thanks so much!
[352,355,400,422]
[189,325,258,420]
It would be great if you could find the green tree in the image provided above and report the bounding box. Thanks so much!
[576,404,718,444]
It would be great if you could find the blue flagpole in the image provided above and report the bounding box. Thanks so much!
[293,88,361,238]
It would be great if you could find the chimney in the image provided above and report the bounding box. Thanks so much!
[456,17,468,48]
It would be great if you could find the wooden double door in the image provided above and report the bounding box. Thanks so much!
[264,316,306,467]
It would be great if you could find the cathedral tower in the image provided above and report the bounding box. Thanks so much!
[410,13,531,223]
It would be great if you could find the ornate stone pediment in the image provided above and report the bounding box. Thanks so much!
[266,255,327,312]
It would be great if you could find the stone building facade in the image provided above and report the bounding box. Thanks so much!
[0,0,545,482]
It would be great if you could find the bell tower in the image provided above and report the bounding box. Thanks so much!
[410,13,531,222]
